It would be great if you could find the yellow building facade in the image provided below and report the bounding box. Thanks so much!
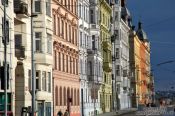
[99,0,112,113]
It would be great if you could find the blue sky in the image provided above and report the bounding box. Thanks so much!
[127,0,175,91]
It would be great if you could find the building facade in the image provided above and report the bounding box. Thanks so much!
[52,0,80,116]
[86,0,103,115]
[136,22,151,105]
[14,0,53,115]
[0,0,15,115]
[112,0,132,110]
[99,0,112,113]
[78,0,90,115]
[129,30,142,108]
[129,22,151,107]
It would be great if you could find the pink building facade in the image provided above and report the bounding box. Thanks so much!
[52,0,80,116]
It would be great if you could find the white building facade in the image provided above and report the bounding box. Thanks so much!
[0,0,15,115]
[112,0,131,110]
[78,0,90,115]
[87,0,103,115]
[78,0,103,115]
[14,0,53,115]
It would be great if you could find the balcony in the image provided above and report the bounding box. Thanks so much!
[90,24,100,29]
[103,62,112,72]
[14,0,28,18]
[102,39,112,51]
[88,75,102,84]
[35,53,52,65]
[15,46,25,60]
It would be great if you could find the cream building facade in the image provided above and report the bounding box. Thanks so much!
[14,0,53,115]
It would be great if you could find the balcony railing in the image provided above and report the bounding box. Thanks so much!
[14,0,28,18]
[15,46,25,60]
[88,75,103,84]
[102,39,112,51]
[103,62,112,72]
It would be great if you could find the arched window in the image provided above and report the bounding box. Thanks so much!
[77,89,79,105]
[60,87,62,105]
[71,88,73,105]
[64,87,66,106]
[74,89,76,106]
[67,87,70,99]
[55,86,58,106]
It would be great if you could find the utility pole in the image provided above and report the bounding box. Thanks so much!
[31,0,36,115]
[3,0,7,115]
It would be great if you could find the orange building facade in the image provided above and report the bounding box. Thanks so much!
[130,22,151,107]
[139,41,150,104]
[52,0,80,116]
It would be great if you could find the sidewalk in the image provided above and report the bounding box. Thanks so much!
[98,108,137,116]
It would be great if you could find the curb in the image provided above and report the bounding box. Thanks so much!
[116,110,136,116]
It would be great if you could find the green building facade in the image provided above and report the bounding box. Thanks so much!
[99,0,112,113]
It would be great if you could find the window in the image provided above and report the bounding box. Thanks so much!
[53,15,56,35]
[116,65,120,76]
[77,89,79,105]
[28,70,31,91]
[2,18,9,44]
[35,1,41,13]
[62,53,65,72]
[36,70,40,90]
[61,20,64,38]
[55,86,58,105]
[0,93,11,111]
[15,34,22,49]
[90,10,94,23]
[60,87,62,105]
[87,61,92,76]
[69,25,71,42]
[57,17,60,36]
[48,72,51,92]
[79,4,81,18]
[42,71,47,91]
[72,27,74,44]
[75,29,77,45]
[74,2,77,15]
[73,58,75,74]
[35,32,42,52]
[38,102,44,116]
[54,51,57,69]
[70,57,72,73]
[65,22,68,41]
[68,0,70,10]
[66,55,68,72]
[92,35,95,50]
[74,89,76,105]
[80,32,82,47]
[116,48,119,59]
[76,59,78,75]
[46,0,51,16]
[71,88,73,105]
[45,102,51,116]
[71,0,73,12]
[64,87,66,105]
[58,52,61,71]
[47,34,52,54]
[80,59,83,74]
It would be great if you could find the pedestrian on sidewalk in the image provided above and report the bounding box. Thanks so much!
[57,110,63,116]
[64,109,69,116]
